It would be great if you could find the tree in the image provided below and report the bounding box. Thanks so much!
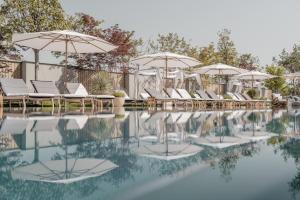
[274,44,300,73]
[264,65,288,94]
[237,53,259,71]
[0,0,69,78]
[147,32,199,59]
[217,29,238,66]
[68,13,142,72]
[198,43,220,66]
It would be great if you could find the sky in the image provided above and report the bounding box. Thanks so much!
[58,0,300,66]
[19,0,300,65]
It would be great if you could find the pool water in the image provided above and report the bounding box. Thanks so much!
[0,108,300,200]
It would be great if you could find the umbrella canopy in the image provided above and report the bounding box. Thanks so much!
[195,63,247,75]
[233,70,274,89]
[130,52,201,87]
[135,143,203,160]
[12,30,117,53]
[12,30,117,80]
[195,63,248,95]
[234,71,274,81]
[11,158,118,184]
[131,52,201,70]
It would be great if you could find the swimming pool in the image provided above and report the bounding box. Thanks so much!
[0,108,299,200]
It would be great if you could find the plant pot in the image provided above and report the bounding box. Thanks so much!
[113,97,125,107]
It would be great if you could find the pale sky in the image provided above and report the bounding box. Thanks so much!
[59,0,300,66]
[18,0,300,65]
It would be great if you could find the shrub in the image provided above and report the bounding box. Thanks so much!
[113,91,125,97]
[223,94,232,100]
[247,89,256,99]
[91,71,113,95]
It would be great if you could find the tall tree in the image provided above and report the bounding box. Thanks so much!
[217,29,238,66]
[68,13,142,72]
[147,32,199,59]
[274,44,300,73]
[264,65,288,94]
[237,53,259,71]
[0,0,68,74]
[198,43,220,66]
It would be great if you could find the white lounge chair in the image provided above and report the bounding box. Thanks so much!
[0,78,60,108]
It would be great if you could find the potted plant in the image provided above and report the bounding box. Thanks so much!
[112,91,125,107]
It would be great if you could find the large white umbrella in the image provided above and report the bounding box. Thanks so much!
[11,158,118,184]
[195,63,248,95]
[234,70,274,89]
[135,143,203,160]
[12,30,117,80]
[195,136,250,149]
[130,52,201,87]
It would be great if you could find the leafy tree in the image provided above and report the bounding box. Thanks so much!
[237,53,259,71]
[198,43,220,66]
[0,0,69,78]
[264,65,289,94]
[68,13,142,72]
[217,29,238,66]
[274,44,300,73]
[147,32,199,59]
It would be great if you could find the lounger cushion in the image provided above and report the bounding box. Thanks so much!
[196,90,212,100]
[206,91,219,100]
[66,83,89,96]
[176,89,192,99]
[90,95,115,99]
[63,94,86,98]
[0,78,29,96]
[165,88,181,99]
[140,93,150,100]
[28,93,57,98]
[31,81,60,95]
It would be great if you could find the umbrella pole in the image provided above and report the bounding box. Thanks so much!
[65,40,68,84]
[165,57,168,88]
[34,49,40,80]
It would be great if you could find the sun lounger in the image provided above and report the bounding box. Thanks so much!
[196,90,220,109]
[66,82,115,107]
[164,88,193,107]
[176,89,205,108]
[144,88,175,108]
[0,78,60,108]
[31,81,88,107]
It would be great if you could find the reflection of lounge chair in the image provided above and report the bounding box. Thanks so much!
[30,116,59,132]
[0,116,29,135]
[63,115,89,130]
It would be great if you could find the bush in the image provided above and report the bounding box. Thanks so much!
[113,91,125,97]
[247,89,256,99]
[91,71,113,95]
[223,94,232,100]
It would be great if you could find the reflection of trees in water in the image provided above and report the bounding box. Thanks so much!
[266,116,289,135]
[0,117,142,200]
[206,143,260,182]
[278,139,300,199]
[146,150,203,177]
